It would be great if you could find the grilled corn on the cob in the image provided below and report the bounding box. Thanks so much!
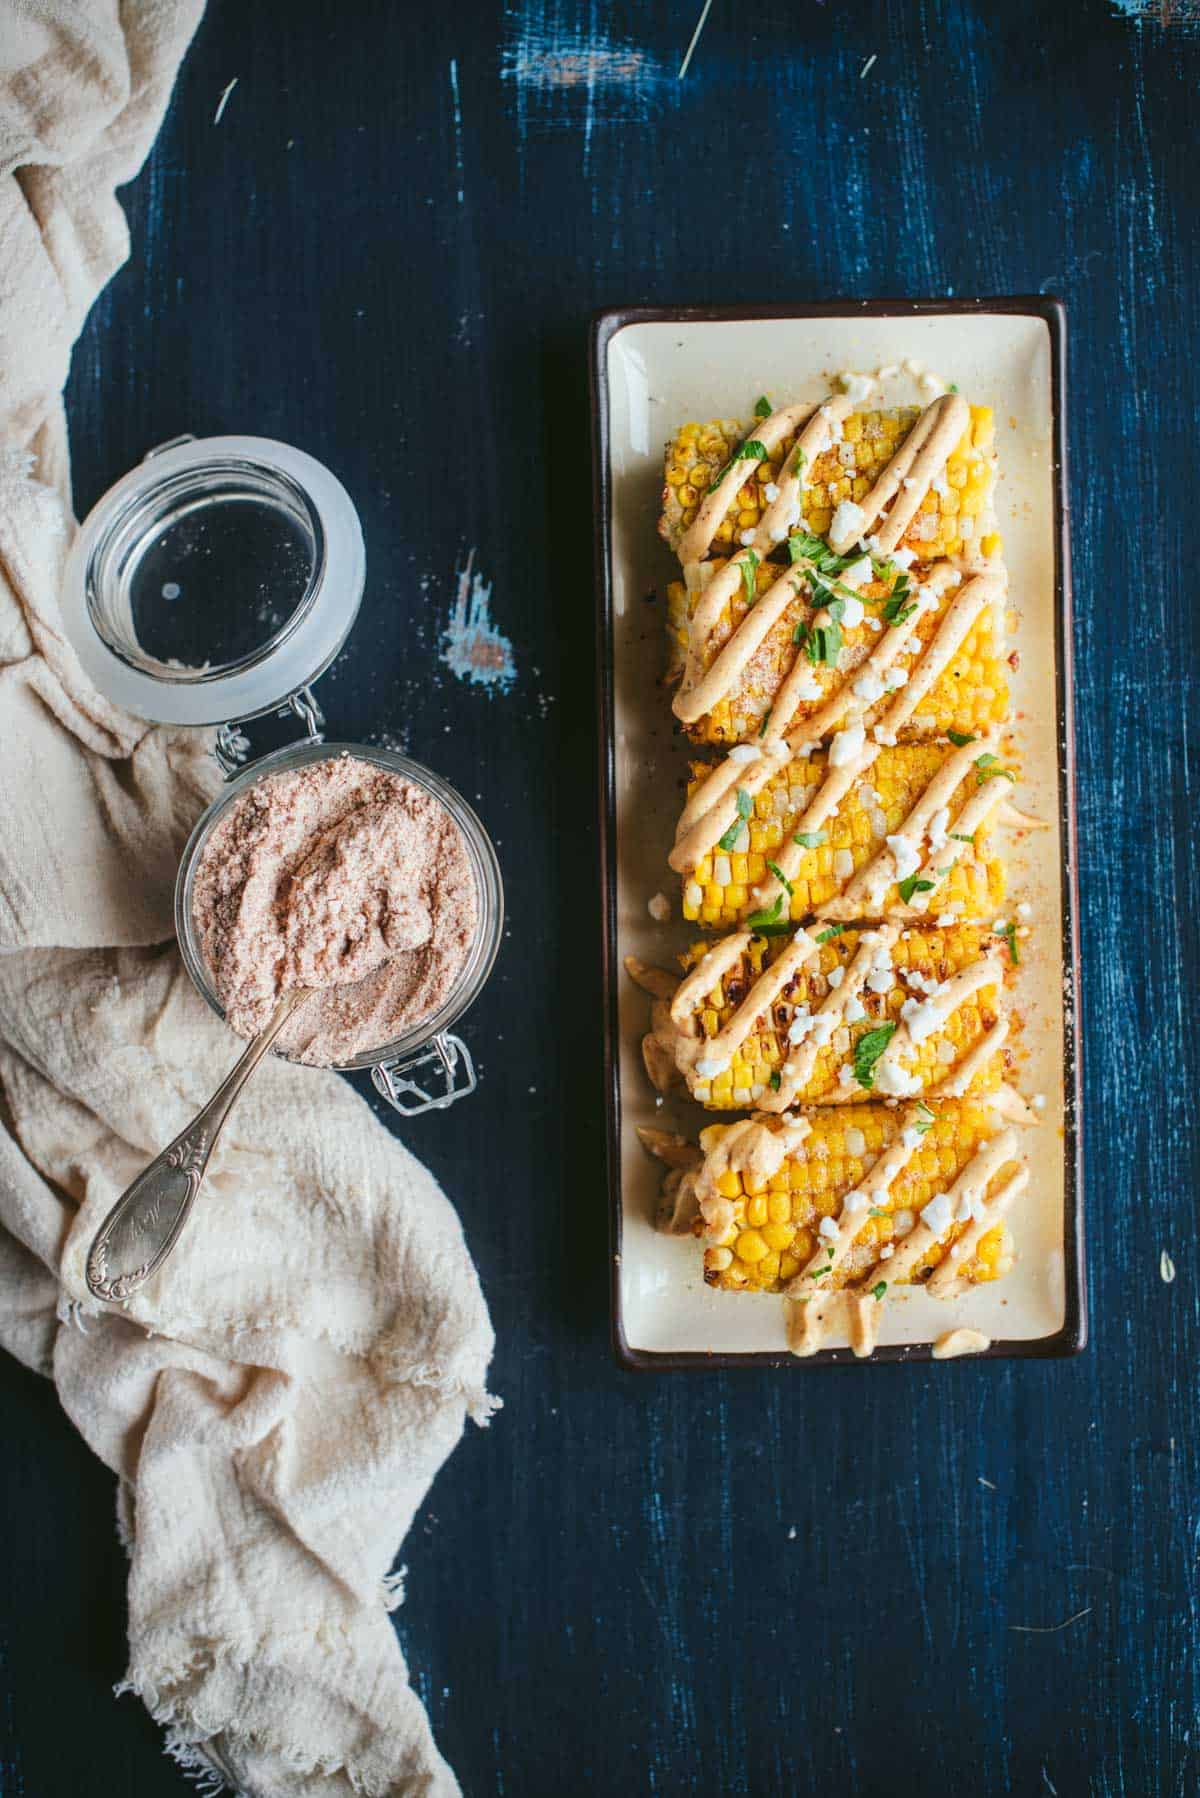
[664,557,1009,748]
[669,924,1009,1108]
[679,742,1010,928]
[659,404,1000,564]
[697,1102,1015,1295]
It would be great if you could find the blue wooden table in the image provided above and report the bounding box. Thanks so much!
[3,2,1198,1792]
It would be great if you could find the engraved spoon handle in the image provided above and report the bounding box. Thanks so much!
[85,989,310,1302]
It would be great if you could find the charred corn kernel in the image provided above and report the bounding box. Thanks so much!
[699,1102,1018,1295]
[675,924,1008,1108]
[680,745,1007,929]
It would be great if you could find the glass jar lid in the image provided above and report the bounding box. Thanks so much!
[60,435,365,727]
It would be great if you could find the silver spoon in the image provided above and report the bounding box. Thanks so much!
[85,987,311,1302]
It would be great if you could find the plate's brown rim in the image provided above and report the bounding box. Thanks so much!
[589,297,1084,1373]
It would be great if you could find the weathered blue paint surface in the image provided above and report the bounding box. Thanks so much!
[2,0,1198,1793]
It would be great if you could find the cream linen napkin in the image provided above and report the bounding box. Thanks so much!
[0,7,497,1795]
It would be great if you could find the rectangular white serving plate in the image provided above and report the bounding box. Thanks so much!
[592,301,1082,1370]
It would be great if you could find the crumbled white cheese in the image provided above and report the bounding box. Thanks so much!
[883,665,908,691]
[829,721,867,767]
[696,1056,730,1078]
[787,1010,813,1044]
[833,848,854,880]
[921,1192,954,1236]
[763,481,780,503]
[900,1125,922,1151]
[956,1196,975,1223]
[879,1243,895,1260]
[936,1039,957,1063]
[993,916,1008,932]
[810,1014,836,1047]
[739,528,755,546]
[1032,1093,1047,1110]
[886,834,921,880]
[762,737,787,758]
[873,726,898,746]
[838,1063,856,1089]
[853,669,884,704]
[844,995,867,1023]
[728,743,760,764]
[874,1061,920,1096]
[839,371,877,405]
[842,555,874,589]
[845,1127,866,1157]
[819,404,845,443]
[1017,901,1032,920]
[827,965,845,989]
[830,499,867,546]
[818,1215,839,1241]
[927,806,951,850]
[901,998,942,1044]
[840,593,865,628]
[889,546,917,570]
[893,1208,914,1235]
[842,1189,868,1214]
[793,667,822,702]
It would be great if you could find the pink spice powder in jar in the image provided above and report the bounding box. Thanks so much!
[191,755,478,1065]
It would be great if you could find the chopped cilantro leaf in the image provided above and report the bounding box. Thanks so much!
[914,1101,935,1135]
[747,893,787,932]
[872,1281,888,1301]
[717,787,753,853]
[947,729,976,747]
[869,1207,889,1219]
[974,753,1016,787]
[758,708,772,737]
[754,395,773,418]
[816,924,845,944]
[949,832,976,844]
[1000,919,1020,964]
[768,1070,782,1091]
[898,875,936,904]
[709,439,769,491]
[806,621,843,667]
[766,860,794,896]
[740,548,760,603]
[794,830,827,849]
[948,383,959,393]
[853,1022,897,1091]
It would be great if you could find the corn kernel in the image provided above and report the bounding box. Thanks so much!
[736,1229,768,1264]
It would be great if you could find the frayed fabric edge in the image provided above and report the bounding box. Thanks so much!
[381,1355,502,1428]
[164,1733,237,1798]
[118,1658,437,1798]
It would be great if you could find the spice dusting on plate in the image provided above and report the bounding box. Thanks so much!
[193,757,477,1064]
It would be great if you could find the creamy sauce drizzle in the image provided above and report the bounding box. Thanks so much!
[931,1327,993,1359]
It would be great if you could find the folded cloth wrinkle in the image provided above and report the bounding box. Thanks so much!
[0,6,494,1795]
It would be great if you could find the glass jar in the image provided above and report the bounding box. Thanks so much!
[61,435,503,1114]
[175,739,503,1110]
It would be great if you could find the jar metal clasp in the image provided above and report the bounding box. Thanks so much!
[214,685,326,777]
[371,1032,477,1115]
